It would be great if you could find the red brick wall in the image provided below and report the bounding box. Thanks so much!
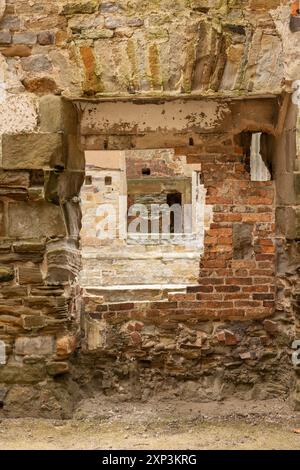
[86,139,275,322]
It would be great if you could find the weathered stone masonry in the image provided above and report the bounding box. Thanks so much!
[0,0,298,416]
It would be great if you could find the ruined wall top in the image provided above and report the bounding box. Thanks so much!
[0,0,298,101]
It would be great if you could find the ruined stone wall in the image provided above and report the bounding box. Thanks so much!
[0,0,296,99]
[0,0,298,416]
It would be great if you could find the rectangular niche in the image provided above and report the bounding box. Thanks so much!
[80,149,210,289]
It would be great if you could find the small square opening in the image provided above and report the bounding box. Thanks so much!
[85,175,92,185]
[142,168,151,176]
[105,176,112,186]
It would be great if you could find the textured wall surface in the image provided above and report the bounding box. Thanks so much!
[0,0,298,417]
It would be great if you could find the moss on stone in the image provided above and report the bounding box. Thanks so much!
[62,0,100,15]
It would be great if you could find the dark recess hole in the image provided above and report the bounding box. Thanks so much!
[54,165,65,173]
[142,168,151,176]
[30,170,44,186]
[105,176,112,186]
[85,175,92,185]
[167,192,182,234]
[189,137,194,146]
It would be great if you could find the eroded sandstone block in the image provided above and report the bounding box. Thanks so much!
[15,336,55,357]
[8,202,66,238]
[2,133,65,170]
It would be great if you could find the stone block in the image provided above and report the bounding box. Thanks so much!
[39,96,79,136]
[8,202,66,238]
[46,361,69,376]
[82,28,114,39]
[296,208,300,240]
[0,171,30,188]
[0,363,46,383]
[263,319,279,335]
[0,265,14,282]
[276,206,298,240]
[2,133,65,170]
[15,336,55,356]
[22,77,59,94]
[13,241,45,253]
[100,2,120,13]
[0,201,5,236]
[21,54,52,73]
[0,1,6,21]
[0,15,20,30]
[0,31,11,45]
[105,17,124,29]
[56,334,77,358]
[37,31,54,45]
[39,95,64,133]
[28,187,45,202]
[233,223,253,259]
[13,32,37,45]
[295,173,300,203]
[21,315,47,331]
[0,45,31,57]
[62,0,100,15]
[18,264,43,285]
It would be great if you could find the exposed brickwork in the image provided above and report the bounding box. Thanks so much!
[80,141,285,401]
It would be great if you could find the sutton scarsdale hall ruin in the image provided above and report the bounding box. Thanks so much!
[0,0,299,418]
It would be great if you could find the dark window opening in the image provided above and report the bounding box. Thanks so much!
[189,137,194,146]
[54,165,65,173]
[240,131,273,181]
[167,192,182,234]
[105,176,112,186]
[142,168,151,176]
[85,175,92,185]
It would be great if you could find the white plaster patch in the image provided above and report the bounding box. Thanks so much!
[80,100,230,135]
[0,93,38,134]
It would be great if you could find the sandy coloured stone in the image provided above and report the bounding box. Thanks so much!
[13,32,37,45]
[0,171,30,188]
[56,335,77,358]
[2,133,64,170]
[62,0,100,15]
[8,202,66,238]
[0,45,31,57]
[0,0,5,21]
[15,336,55,356]
[82,28,114,39]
